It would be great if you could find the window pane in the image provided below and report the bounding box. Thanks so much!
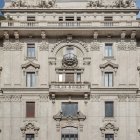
[59,74,63,82]
[77,73,81,82]
[65,73,74,82]
[26,134,34,140]
[105,44,112,57]
[26,102,35,118]
[26,72,36,87]
[104,72,113,87]
[105,134,114,140]
[105,102,114,117]
[27,43,35,58]
[62,103,78,116]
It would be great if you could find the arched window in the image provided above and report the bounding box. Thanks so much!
[61,127,78,140]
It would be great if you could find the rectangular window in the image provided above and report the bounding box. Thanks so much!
[59,17,63,21]
[65,73,74,82]
[105,134,114,140]
[26,72,36,87]
[26,134,35,140]
[77,17,81,21]
[26,102,35,118]
[105,44,113,57]
[104,72,113,87]
[27,43,35,58]
[27,16,36,21]
[105,101,114,117]
[65,16,74,21]
[58,74,63,82]
[62,102,78,117]
[77,73,81,82]
[104,16,113,21]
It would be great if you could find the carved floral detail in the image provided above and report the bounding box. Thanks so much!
[21,61,40,69]
[20,123,40,137]
[3,42,23,51]
[39,42,49,51]
[90,41,100,51]
[117,41,137,51]
[100,123,119,137]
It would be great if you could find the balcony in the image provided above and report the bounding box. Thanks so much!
[0,20,140,28]
[49,82,90,95]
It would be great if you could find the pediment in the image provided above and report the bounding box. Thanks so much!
[100,61,118,69]
[21,61,40,69]
[100,123,119,131]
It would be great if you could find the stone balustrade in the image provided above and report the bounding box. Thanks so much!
[0,20,140,28]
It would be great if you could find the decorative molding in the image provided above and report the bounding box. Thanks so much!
[39,42,49,51]
[4,31,9,40]
[90,95,100,102]
[51,39,89,55]
[100,61,118,70]
[128,95,136,102]
[14,31,19,40]
[83,57,91,65]
[53,111,86,121]
[100,123,119,137]
[118,95,128,102]
[3,42,23,51]
[20,123,40,137]
[90,41,100,51]
[21,61,40,69]
[49,57,56,65]
[11,95,22,102]
[87,0,136,8]
[39,95,49,102]
[117,41,137,51]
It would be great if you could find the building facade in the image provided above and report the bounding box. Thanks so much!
[0,0,140,140]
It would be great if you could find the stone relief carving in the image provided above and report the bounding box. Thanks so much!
[39,95,49,102]
[87,0,135,8]
[2,95,22,102]
[90,41,100,51]
[90,95,100,102]
[3,42,23,51]
[118,95,136,102]
[20,123,40,137]
[10,0,56,8]
[100,123,119,137]
[51,39,89,54]
[53,111,86,132]
[39,42,49,51]
[117,41,136,51]
[100,61,119,70]
[118,95,128,102]
[21,61,40,69]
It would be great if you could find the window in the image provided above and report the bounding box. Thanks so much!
[105,134,114,140]
[59,74,63,82]
[26,134,35,140]
[27,43,35,58]
[105,43,113,57]
[62,102,78,117]
[77,73,81,82]
[62,127,78,140]
[77,17,81,21]
[65,16,74,21]
[27,16,35,21]
[65,73,74,82]
[104,16,113,21]
[104,72,113,87]
[26,72,36,87]
[26,102,35,118]
[105,101,114,117]
[59,17,63,21]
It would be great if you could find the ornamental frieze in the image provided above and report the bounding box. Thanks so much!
[117,41,137,51]
[3,42,23,51]
[39,42,49,51]
[90,41,100,51]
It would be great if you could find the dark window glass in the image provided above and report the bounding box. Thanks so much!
[27,16,35,21]
[59,17,63,21]
[62,102,78,116]
[105,101,114,117]
[65,73,74,83]
[26,102,35,118]
[26,134,34,140]
[65,16,74,21]
[77,17,81,21]
[104,16,113,21]
[105,134,114,140]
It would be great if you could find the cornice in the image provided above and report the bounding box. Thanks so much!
[1,8,139,13]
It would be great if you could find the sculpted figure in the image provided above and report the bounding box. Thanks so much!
[87,0,102,8]
[39,0,56,8]
[115,0,135,8]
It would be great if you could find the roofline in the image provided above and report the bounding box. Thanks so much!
[0,8,139,14]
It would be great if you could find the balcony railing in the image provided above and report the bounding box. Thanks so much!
[0,20,140,28]
[49,82,90,93]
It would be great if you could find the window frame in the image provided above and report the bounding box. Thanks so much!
[61,102,78,117]
[105,101,114,118]
[26,72,36,87]
[26,102,35,118]
[105,43,113,58]
[105,134,114,140]
[27,43,36,58]
[104,72,113,87]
